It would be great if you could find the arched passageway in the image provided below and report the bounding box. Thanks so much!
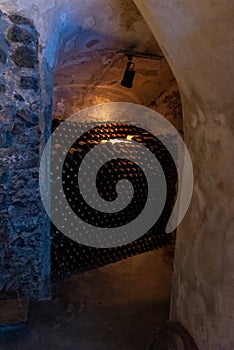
[51,17,182,276]
[0,2,182,348]
[0,1,234,349]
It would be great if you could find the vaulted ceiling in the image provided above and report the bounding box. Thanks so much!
[51,0,182,132]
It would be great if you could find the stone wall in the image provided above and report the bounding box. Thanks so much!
[0,10,50,300]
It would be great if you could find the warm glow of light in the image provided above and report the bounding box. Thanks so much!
[100,140,108,144]
[127,135,134,140]
[100,139,131,144]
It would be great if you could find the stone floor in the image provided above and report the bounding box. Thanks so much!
[0,249,173,350]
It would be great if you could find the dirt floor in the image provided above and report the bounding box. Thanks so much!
[0,248,173,350]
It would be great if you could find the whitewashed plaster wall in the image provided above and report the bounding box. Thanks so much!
[133,1,234,349]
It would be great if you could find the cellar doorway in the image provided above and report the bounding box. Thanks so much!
[50,45,183,279]
[48,37,183,349]
[0,1,185,349]
[46,2,184,349]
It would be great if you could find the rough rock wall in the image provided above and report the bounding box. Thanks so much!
[0,10,50,299]
[133,1,234,349]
